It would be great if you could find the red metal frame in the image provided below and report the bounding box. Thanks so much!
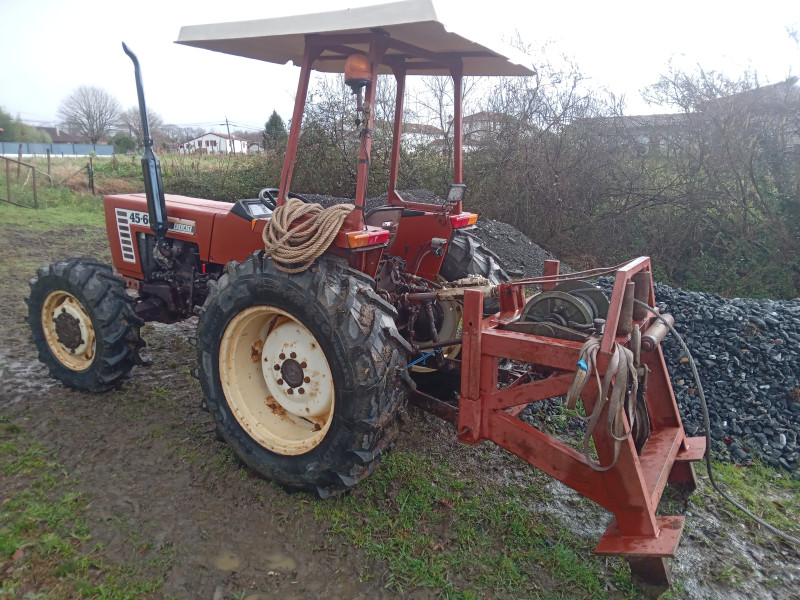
[457,258,705,585]
[274,32,468,262]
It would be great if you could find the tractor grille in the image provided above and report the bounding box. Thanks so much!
[115,208,137,263]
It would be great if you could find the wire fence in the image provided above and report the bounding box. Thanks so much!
[0,153,97,209]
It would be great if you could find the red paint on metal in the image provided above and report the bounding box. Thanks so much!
[389,212,453,281]
[542,260,560,291]
[453,259,703,575]
[104,193,235,278]
[452,65,463,213]
[389,65,406,200]
[279,43,316,207]
[595,516,685,557]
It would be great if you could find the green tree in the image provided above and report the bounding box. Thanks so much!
[262,110,288,151]
[111,132,137,153]
[0,107,51,142]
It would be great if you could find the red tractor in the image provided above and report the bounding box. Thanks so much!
[27,0,704,588]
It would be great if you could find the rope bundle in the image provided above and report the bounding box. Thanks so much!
[262,198,354,273]
[566,338,639,471]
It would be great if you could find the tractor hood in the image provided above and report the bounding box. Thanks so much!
[175,0,534,77]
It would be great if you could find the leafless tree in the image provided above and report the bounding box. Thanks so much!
[119,106,166,149]
[57,86,121,144]
[162,125,207,144]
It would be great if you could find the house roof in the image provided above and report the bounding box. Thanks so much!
[176,0,534,77]
[462,111,505,123]
[36,126,84,143]
[402,122,444,136]
[184,132,249,143]
[695,76,800,110]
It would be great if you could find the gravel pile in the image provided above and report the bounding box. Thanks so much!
[308,188,800,472]
[654,284,800,472]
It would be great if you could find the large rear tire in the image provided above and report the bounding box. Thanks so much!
[196,253,410,497]
[440,230,510,315]
[26,258,143,392]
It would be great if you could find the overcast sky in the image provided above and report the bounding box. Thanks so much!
[1,0,798,134]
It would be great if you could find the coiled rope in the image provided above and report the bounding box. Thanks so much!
[262,198,354,273]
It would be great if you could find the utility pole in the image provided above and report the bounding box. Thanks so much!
[225,117,235,155]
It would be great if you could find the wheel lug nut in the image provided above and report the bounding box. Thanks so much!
[304,376,310,383]
[274,364,281,370]
[290,352,297,359]
[300,361,307,369]
[287,388,294,395]
[277,379,283,385]
[279,353,286,360]
[298,388,305,395]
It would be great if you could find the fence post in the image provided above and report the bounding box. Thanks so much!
[32,168,38,208]
[47,148,51,177]
[17,144,22,182]
[87,158,95,195]
[5,159,10,203]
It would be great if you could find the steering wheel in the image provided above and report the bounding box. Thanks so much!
[257,188,311,211]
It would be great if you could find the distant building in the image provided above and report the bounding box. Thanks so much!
[179,132,249,154]
[573,77,800,156]
[401,122,444,148]
[36,126,84,144]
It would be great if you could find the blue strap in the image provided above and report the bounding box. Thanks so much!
[408,351,436,368]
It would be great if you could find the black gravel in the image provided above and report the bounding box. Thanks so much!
[307,188,800,473]
[654,284,800,473]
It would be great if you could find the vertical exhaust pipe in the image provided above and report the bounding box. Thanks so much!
[122,42,169,244]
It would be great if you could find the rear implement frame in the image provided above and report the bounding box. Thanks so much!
[451,257,705,585]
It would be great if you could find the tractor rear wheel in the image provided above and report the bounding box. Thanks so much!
[440,230,510,315]
[27,258,143,392]
[196,253,410,497]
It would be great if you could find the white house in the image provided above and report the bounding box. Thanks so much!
[179,132,249,155]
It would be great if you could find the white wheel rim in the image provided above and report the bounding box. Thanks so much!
[41,291,96,371]
[219,306,334,455]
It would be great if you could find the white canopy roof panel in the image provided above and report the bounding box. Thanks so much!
[176,0,534,77]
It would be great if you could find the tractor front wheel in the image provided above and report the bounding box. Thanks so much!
[196,253,410,497]
[27,258,143,391]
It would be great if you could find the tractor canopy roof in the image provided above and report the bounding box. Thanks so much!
[175,0,534,77]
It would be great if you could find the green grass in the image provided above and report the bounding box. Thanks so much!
[312,451,637,599]
[697,460,800,534]
[0,413,170,599]
[0,195,106,229]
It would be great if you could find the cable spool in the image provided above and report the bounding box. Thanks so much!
[520,281,609,329]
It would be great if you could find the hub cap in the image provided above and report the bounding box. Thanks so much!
[41,291,96,371]
[220,306,334,455]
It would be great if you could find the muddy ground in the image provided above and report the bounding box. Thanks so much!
[1,219,798,599]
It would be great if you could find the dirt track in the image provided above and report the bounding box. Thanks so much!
[1,219,798,599]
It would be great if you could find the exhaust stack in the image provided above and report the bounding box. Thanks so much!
[122,42,169,243]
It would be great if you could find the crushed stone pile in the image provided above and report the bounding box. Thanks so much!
[307,189,800,473]
[655,285,800,472]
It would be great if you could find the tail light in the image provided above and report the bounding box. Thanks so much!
[450,212,478,228]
